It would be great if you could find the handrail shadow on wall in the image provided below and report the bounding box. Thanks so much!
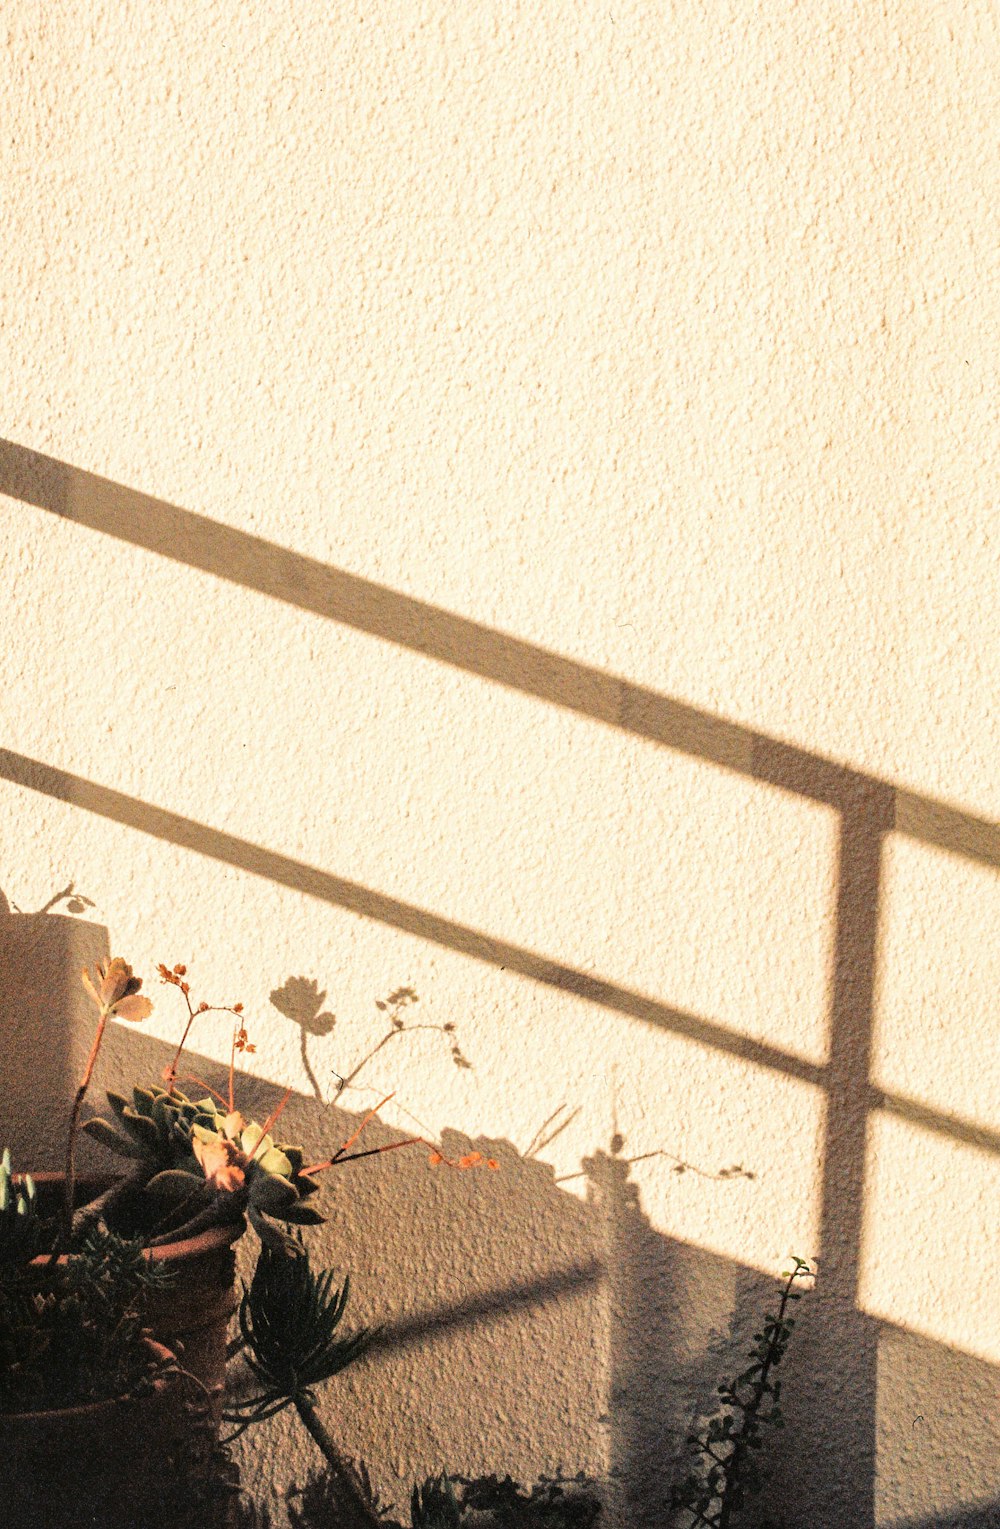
[2,439,998,1526]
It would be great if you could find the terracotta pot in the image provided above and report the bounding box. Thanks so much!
[3,1384,238,1528]
[2,1173,244,1527]
[24,1170,243,1416]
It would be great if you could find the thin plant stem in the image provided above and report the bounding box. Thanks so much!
[57,1010,108,1256]
[336,1093,394,1160]
[301,1136,424,1176]
[229,1020,238,1111]
[175,1073,231,1110]
[294,1394,383,1529]
[250,1087,292,1158]
[164,987,198,1091]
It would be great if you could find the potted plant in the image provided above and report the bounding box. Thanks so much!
[1,954,495,1528]
[0,1147,228,1524]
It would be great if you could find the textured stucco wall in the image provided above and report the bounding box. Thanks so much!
[1,5,998,1526]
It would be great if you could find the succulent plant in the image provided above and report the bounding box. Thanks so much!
[0,1149,41,1270]
[82,1085,226,1175]
[227,1240,371,1432]
[82,1087,325,1249]
[227,1243,379,1526]
[0,1222,172,1411]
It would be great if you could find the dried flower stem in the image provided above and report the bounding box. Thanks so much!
[250,1087,293,1159]
[301,1136,424,1176]
[334,1093,394,1161]
[57,1011,109,1255]
[174,1072,231,1110]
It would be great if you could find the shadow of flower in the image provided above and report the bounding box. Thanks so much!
[270,977,336,1099]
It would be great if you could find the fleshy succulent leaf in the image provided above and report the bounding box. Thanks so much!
[250,1175,298,1216]
[280,1202,326,1226]
[144,1168,209,1204]
[120,1109,163,1151]
[105,1091,131,1123]
[257,1147,293,1178]
[81,1118,148,1161]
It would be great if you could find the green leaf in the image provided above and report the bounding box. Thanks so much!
[257,1146,293,1179]
[145,1168,208,1204]
[250,1175,298,1216]
[105,1091,131,1122]
[280,1203,326,1226]
[81,1117,147,1161]
[121,1109,162,1152]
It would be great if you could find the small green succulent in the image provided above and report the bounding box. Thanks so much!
[0,1149,41,1270]
[82,1085,225,1175]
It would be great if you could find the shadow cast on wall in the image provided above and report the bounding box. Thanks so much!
[0,442,998,1526]
[1,904,998,1528]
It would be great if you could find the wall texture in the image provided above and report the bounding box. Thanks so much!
[1,4,998,1525]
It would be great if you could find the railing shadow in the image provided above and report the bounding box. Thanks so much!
[2,441,999,1525]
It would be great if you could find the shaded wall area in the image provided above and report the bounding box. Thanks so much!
[1,905,997,1527]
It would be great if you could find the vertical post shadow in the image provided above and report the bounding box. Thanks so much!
[755,760,894,1528]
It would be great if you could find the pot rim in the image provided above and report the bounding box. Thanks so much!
[0,1378,175,1425]
[18,1169,245,1266]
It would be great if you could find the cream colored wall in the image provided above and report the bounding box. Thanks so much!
[1,4,998,1525]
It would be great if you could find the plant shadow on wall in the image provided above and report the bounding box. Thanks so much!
[2,899,998,1527]
[5,437,1000,1522]
[267,978,472,1106]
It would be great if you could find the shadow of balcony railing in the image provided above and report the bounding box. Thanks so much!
[1,439,998,1526]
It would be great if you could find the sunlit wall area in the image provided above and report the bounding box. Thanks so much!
[2,5,999,1526]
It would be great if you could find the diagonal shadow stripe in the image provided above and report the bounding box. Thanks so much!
[0,747,823,1087]
[363,1259,605,1359]
[3,437,1000,863]
[2,746,997,1160]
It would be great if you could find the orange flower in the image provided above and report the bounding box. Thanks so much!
[192,1133,247,1193]
[81,958,153,1023]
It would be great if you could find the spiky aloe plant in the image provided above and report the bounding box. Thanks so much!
[226,1242,379,1525]
[226,1242,371,1432]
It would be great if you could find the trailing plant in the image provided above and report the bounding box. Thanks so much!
[411,1474,461,1529]
[283,1461,392,1529]
[263,1470,602,1529]
[672,1257,814,1529]
[454,1474,601,1528]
